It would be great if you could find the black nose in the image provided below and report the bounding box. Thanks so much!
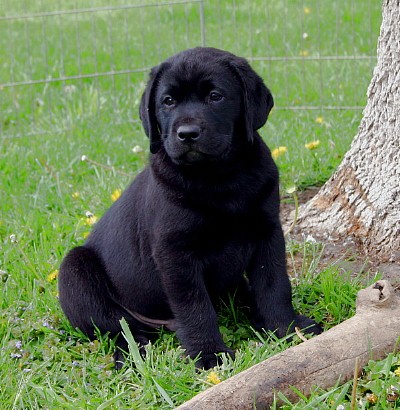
[176,124,201,143]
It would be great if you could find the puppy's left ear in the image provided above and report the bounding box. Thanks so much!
[139,65,164,154]
[229,58,274,142]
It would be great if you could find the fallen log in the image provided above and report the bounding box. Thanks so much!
[177,280,400,409]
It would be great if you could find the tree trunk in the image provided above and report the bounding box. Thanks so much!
[296,0,400,262]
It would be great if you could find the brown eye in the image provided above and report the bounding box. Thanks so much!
[209,91,223,103]
[163,96,175,106]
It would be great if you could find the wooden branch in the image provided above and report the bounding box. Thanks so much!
[177,281,400,409]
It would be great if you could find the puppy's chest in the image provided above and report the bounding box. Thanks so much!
[192,211,269,252]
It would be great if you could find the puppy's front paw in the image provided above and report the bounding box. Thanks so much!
[187,345,235,370]
[294,315,322,336]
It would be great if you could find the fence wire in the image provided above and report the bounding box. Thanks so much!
[0,0,381,137]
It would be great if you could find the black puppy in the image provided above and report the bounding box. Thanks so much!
[59,47,320,369]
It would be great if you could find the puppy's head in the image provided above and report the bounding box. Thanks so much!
[139,47,273,164]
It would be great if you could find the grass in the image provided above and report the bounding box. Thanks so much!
[2,0,397,409]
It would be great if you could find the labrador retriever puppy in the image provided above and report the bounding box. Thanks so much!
[58,47,321,370]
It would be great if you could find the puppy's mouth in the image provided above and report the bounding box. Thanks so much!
[181,150,207,163]
[165,135,231,165]
[171,143,229,164]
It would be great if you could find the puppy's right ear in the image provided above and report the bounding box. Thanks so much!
[139,65,164,154]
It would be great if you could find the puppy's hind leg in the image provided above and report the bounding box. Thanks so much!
[58,246,148,369]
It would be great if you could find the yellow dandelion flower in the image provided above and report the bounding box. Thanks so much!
[304,6,311,14]
[86,216,97,225]
[72,192,80,199]
[315,116,324,124]
[366,393,378,404]
[111,189,122,202]
[85,211,98,226]
[206,371,221,385]
[394,367,400,377]
[300,50,309,57]
[305,140,320,150]
[271,146,287,160]
[47,270,59,282]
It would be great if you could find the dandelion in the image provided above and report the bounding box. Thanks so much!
[206,371,221,385]
[72,192,80,199]
[300,50,309,57]
[111,189,122,202]
[271,146,287,160]
[304,6,311,14]
[366,393,378,404]
[85,211,97,226]
[47,270,59,282]
[315,116,324,124]
[305,140,320,150]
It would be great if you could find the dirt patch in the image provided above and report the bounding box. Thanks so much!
[280,188,400,287]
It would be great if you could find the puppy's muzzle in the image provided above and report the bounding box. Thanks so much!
[177,124,201,144]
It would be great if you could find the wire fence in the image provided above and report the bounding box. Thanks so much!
[0,0,381,137]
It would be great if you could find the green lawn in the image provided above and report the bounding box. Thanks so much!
[3,1,399,409]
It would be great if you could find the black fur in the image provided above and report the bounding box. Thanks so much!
[59,47,321,370]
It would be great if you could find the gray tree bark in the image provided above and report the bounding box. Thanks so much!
[296,0,400,262]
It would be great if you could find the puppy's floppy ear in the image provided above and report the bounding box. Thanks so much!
[228,58,274,142]
[139,65,164,154]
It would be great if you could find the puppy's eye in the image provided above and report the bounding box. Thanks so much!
[208,91,223,103]
[163,96,175,106]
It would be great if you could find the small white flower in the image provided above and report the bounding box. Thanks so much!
[132,145,143,154]
[305,234,317,243]
[9,234,17,243]
[81,155,87,161]
[35,98,44,107]
[302,32,309,39]
[64,85,77,94]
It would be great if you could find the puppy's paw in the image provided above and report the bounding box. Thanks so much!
[294,315,322,336]
[188,346,235,370]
